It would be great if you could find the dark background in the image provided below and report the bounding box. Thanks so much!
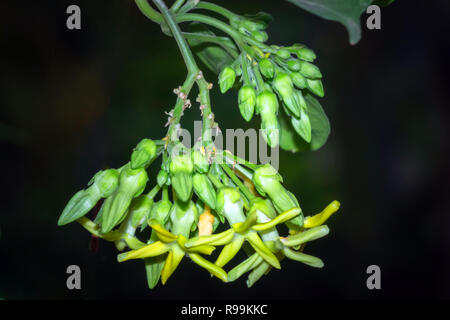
[1,0,449,299]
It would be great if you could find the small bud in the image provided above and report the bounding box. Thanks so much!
[291,107,312,143]
[240,19,266,32]
[299,61,322,79]
[306,79,325,98]
[93,169,120,198]
[218,67,236,93]
[193,173,217,210]
[101,164,149,233]
[287,59,302,72]
[131,139,157,169]
[258,58,275,79]
[276,48,291,60]
[256,90,278,115]
[129,194,154,229]
[238,85,256,122]
[169,153,194,203]
[251,30,268,42]
[260,112,280,148]
[290,72,307,89]
[156,170,169,187]
[272,72,300,117]
[296,47,316,62]
[149,199,172,225]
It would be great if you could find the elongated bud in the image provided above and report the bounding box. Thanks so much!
[193,173,217,210]
[101,165,149,233]
[131,139,157,169]
[157,170,169,187]
[290,72,307,89]
[296,47,316,62]
[256,90,278,115]
[191,149,209,173]
[169,153,194,203]
[57,169,120,226]
[291,106,312,143]
[249,197,277,220]
[216,187,246,225]
[299,61,322,79]
[240,19,266,32]
[287,59,302,72]
[258,58,275,79]
[251,30,268,42]
[218,67,236,93]
[276,48,291,60]
[272,72,300,117]
[260,112,280,148]
[306,79,325,98]
[238,85,256,122]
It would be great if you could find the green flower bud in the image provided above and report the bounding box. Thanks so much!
[238,85,256,122]
[260,112,280,148]
[290,72,307,89]
[156,170,169,187]
[276,49,291,60]
[169,153,194,203]
[272,72,301,118]
[218,67,236,93]
[256,90,278,115]
[287,59,302,72]
[291,107,312,143]
[216,187,246,225]
[58,169,120,226]
[240,19,266,32]
[299,61,322,79]
[191,149,209,173]
[258,58,275,79]
[296,47,316,62]
[101,164,149,233]
[251,30,268,42]
[193,173,217,210]
[131,139,157,169]
[306,79,325,98]
[249,197,277,220]
[169,200,198,238]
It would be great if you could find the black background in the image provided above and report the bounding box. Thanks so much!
[1,0,449,299]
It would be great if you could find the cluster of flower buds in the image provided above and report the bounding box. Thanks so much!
[217,14,324,148]
[58,137,339,288]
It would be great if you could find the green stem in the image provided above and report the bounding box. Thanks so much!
[195,2,237,20]
[170,0,186,12]
[135,0,164,24]
[220,163,255,201]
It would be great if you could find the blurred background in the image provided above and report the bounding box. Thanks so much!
[1,0,449,299]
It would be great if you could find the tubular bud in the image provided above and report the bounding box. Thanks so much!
[260,112,280,148]
[296,47,316,62]
[290,72,307,89]
[299,61,322,79]
[251,30,268,42]
[157,170,169,187]
[287,59,302,72]
[276,48,291,59]
[218,67,236,93]
[169,153,194,203]
[149,198,172,225]
[291,107,312,143]
[193,173,217,210]
[170,200,198,238]
[258,58,275,79]
[238,85,256,122]
[101,164,149,233]
[272,72,300,117]
[306,79,325,98]
[191,149,210,173]
[256,90,278,115]
[131,139,157,169]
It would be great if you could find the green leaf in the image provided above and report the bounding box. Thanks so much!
[286,0,373,45]
[279,93,330,152]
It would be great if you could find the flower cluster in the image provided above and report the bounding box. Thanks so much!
[215,13,324,148]
[58,139,339,288]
